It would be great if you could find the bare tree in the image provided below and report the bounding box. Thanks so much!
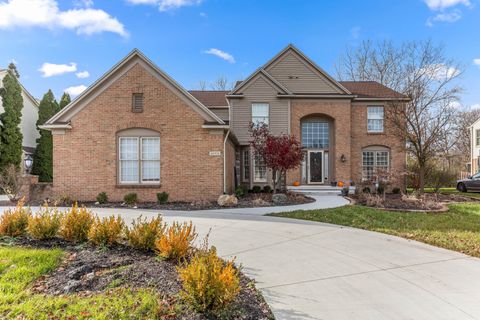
[454,108,480,161]
[210,76,232,91]
[0,164,23,201]
[337,40,463,192]
[197,80,207,90]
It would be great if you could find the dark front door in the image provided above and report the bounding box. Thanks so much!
[308,151,323,184]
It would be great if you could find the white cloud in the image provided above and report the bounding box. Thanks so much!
[426,9,462,26]
[126,0,202,11]
[204,48,235,63]
[0,0,128,37]
[419,64,460,81]
[448,100,462,109]
[64,84,87,96]
[473,59,480,66]
[424,0,470,10]
[38,62,77,77]
[76,70,90,78]
[73,0,93,8]
[350,26,361,39]
[471,103,480,110]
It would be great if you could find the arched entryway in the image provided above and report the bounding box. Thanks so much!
[300,114,335,185]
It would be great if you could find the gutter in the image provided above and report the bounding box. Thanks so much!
[223,129,231,194]
[38,124,72,130]
[202,124,230,129]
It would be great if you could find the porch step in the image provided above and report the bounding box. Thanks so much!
[288,185,355,195]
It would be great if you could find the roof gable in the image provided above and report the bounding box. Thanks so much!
[0,70,39,108]
[264,48,347,94]
[45,49,224,127]
[230,44,350,96]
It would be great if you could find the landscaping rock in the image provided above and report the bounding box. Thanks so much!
[63,280,81,293]
[217,194,238,207]
[67,265,93,280]
[252,198,270,206]
[272,193,288,205]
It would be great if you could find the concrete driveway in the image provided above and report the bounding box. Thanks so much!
[3,199,480,319]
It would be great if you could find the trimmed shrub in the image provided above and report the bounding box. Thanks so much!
[0,199,31,237]
[263,185,272,193]
[27,205,61,240]
[124,193,137,205]
[88,215,125,246]
[96,192,108,204]
[252,186,262,193]
[157,192,169,204]
[59,203,94,242]
[156,221,197,260]
[234,185,247,198]
[178,247,240,313]
[126,215,165,251]
[392,187,401,194]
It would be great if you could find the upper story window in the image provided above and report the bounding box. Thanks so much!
[367,106,384,133]
[118,129,160,184]
[301,122,329,149]
[476,129,480,146]
[252,103,269,125]
[132,93,144,113]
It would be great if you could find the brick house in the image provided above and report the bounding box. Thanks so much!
[42,45,407,202]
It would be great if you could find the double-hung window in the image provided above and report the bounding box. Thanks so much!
[119,136,160,184]
[362,150,389,180]
[242,149,250,181]
[367,106,384,133]
[252,103,269,125]
[476,129,480,146]
[253,153,267,182]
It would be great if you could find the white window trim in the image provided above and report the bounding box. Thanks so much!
[253,153,267,183]
[118,136,161,185]
[252,103,269,126]
[362,150,390,180]
[367,106,384,133]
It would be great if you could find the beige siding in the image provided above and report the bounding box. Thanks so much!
[209,108,229,121]
[230,75,289,144]
[265,52,342,94]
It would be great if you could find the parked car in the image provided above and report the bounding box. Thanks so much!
[457,172,480,192]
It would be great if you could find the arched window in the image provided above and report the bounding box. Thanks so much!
[117,128,160,184]
[362,146,390,180]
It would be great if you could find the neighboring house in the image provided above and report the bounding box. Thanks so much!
[0,69,39,171]
[469,117,480,174]
[42,45,407,202]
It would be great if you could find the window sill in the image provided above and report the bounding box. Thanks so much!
[116,184,161,189]
[367,132,385,135]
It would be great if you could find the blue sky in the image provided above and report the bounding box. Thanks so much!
[0,0,479,109]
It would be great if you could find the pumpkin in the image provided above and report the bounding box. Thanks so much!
[293,181,300,187]
[337,181,344,188]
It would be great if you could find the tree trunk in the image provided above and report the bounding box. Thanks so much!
[418,164,426,194]
[272,169,277,194]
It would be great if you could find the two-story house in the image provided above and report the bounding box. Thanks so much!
[469,117,480,174]
[42,45,407,202]
[0,69,39,172]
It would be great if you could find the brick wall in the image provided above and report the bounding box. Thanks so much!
[286,100,406,188]
[287,99,352,185]
[52,63,225,202]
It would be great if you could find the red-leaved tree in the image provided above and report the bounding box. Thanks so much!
[249,123,304,192]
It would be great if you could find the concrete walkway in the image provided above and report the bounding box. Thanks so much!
[2,197,480,319]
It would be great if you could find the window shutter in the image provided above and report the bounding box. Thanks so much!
[132,93,144,113]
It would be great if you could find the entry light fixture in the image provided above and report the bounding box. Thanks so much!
[340,154,347,163]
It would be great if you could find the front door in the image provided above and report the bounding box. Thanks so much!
[308,150,323,184]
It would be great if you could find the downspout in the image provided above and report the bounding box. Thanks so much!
[223,129,231,194]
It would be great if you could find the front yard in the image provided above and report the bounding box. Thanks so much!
[270,203,480,258]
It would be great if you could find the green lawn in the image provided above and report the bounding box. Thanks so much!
[0,246,166,319]
[408,187,480,199]
[270,203,480,257]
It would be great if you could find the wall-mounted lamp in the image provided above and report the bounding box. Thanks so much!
[24,154,33,174]
[340,154,347,163]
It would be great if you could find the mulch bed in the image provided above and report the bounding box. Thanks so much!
[26,192,314,211]
[352,192,480,211]
[5,237,274,320]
